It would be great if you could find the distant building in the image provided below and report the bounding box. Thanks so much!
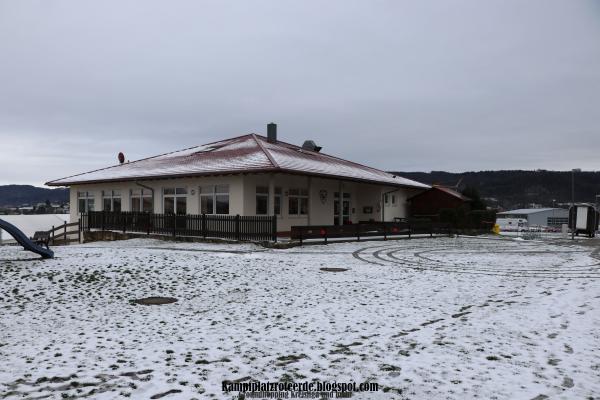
[408,185,471,217]
[496,208,568,228]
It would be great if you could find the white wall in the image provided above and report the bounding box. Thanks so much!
[381,187,422,221]
[68,173,425,232]
[69,175,244,221]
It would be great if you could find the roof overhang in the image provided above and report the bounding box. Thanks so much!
[46,168,430,190]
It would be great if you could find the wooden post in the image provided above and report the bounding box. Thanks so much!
[172,214,177,237]
[202,214,206,238]
[272,215,277,242]
[235,214,240,241]
[63,221,67,243]
[78,218,81,243]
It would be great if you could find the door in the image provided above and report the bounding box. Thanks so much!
[576,206,588,230]
[334,192,351,225]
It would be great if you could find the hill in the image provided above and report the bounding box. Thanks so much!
[0,185,69,207]
[392,170,600,210]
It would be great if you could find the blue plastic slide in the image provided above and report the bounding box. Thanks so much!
[0,218,54,259]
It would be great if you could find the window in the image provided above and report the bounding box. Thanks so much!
[163,187,187,215]
[384,194,389,204]
[77,191,95,212]
[131,188,153,212]
[200,185,229,214]
[289,188,308,215]
[391,195,396,205]
[256,186,269,215]
[102,190,121,212]
[547,217,568,227]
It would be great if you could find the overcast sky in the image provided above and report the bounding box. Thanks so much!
[1,0,599,186]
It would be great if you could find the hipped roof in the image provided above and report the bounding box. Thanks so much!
[46,134,429,189]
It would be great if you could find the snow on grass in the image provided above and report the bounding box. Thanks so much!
[1,236,599,399]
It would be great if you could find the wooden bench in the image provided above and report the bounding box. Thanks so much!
[32,231,50,249]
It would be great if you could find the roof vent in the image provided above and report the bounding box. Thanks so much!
[118,152,125,164]
[267,122,277,143]
[301,140,322,152]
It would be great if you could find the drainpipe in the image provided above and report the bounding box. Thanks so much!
[134,181,155,212]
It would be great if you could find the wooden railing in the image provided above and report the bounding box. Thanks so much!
[46,220,81,245]
[81,211,277,242]
[291,220,452,245]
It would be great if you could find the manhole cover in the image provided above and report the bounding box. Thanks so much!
[130,297,178,305]
[319,268,348,272]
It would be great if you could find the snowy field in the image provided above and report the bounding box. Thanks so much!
[1,236,600,399]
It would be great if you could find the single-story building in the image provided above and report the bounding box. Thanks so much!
[496,208,569,228]
[408,185,471,217]
[46,124,429,233]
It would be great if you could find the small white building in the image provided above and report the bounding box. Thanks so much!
[46,124,429,233]
[496,208,569,230]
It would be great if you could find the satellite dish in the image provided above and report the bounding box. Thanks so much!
[118,152,125,164]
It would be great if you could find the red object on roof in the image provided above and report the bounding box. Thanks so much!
[46,134,429,189]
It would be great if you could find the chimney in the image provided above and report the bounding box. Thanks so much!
[267,122,277,143]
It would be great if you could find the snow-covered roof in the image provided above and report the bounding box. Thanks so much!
[46,134,429,189]
[497,208,564,215]
[434,186,470,201]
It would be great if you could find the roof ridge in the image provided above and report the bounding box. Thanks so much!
[255,134,398,178]
[251,134,280,169]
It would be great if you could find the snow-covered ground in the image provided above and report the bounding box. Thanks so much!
[1,236,599,399]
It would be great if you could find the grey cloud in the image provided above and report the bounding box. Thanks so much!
[0,0,599,185]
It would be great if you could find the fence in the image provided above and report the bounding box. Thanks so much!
[47,221,81,245]
[81,211,277,242]
[290,220,452,245]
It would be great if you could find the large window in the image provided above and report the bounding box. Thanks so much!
[131,188,153,212]
[256,186,282,215]
[102,190,121,212]
[77,191,95,213]
[163,188,187,215]
[200,185,229,214]
[256,186,269,215]
[288,188,308,215]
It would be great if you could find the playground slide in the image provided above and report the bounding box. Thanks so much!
[0,218,54,259]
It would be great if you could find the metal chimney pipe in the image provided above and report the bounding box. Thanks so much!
[267,123,277,143]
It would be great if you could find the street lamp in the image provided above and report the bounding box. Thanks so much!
[595,194,600,237]
[571,168,581,240]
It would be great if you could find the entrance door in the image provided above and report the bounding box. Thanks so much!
[334,192,351,225]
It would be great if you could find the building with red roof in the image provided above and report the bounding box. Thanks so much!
[408,185,472,218]
[47,124,429,232]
